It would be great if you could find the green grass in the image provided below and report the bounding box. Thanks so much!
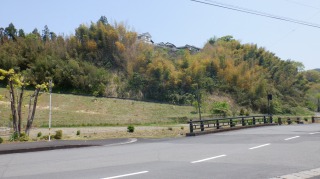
[0,88,205,127]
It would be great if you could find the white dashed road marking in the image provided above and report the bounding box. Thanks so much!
[284,136,300,141]
[191,155,227,164]
[101,171,149,179]
[249,143,271,150]
[309,132,320,135]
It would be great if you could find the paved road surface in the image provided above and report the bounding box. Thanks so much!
[0,124,319,179]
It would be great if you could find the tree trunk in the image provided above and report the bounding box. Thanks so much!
[8,80,19,135]
[17,86,24,134]
[25,88,40,135]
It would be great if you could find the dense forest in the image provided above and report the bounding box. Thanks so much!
[1,16,319,115]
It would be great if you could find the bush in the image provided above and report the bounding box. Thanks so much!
[9,132,19,142]
[210,101,230,117]
[41,135,55,140]
[0,137,3,144]
[180,126,184,130]
[168,127,173,131]
[76,130,80,136]
[240,108,245,116]
[304,117,308,122]
[127,125,135,133]
[245,110,250,116]
[19,133,29,142]
[54,130,63,139]
[37,132,42,137]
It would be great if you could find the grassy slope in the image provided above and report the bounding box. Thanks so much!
[0,88,204,127]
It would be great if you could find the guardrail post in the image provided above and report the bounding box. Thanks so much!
[216,119,220,129]
[189,120,193,133]
[253,117,256,125]
[312,117,315,123]
[269,115,273,123]
[242,117,245,126]
[264,116,267,124]
[230,119,233,127]
[200,120,204,131]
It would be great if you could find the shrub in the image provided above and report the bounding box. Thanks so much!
[54,130,63,139]
[180,126,184,130]
[37,132,42,137]
[240,108,245,116]
[19,133,29,142]
[9,132,19,142]
[41,135,54,140]
[76,130,80,136]
[245,110,250,116]
[210,101,230,117]
[127,125,135,133]
[0,137,3,144]
[304,117,308,122]
[168,127,173,131]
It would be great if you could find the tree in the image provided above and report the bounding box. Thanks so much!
[5,23,17,40]
[98,15,108,24]
[42,25,50,42]
[0,68,49,136]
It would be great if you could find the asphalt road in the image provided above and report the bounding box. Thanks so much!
[0,124,320,179]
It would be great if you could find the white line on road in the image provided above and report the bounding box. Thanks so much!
[104,138,138,147]
[284,136,300,141]
[309,132,320,135]
[191,155,227,164]
[249,143,270,150]
[101,171,149,179]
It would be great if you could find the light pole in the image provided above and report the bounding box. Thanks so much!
[48,80,52,141]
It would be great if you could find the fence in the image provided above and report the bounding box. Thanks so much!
[187,115,320,135]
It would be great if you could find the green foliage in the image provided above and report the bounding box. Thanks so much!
[239,108,245,116]
[19,133,29,142]
[127,125,135,133]
[245,110,250,116]
[37,131,42,137]
[167,127,173,131]
[0,19,314,115]
[0,137,3,144]
[9,132,19,142]
[76,130,80,136]
[54,130,63,139]
[210,101,230,117]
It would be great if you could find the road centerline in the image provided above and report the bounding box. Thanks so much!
[284,136,300,141]
[249,143,270,150]
[191,154,227,164]
[101,171,149,179]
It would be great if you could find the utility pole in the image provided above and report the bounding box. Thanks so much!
[197,84,202,121]
[48,80,52,141]
[268,94,272,115]
[318,97,320,112]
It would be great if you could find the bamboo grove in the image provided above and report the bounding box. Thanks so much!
[1,16,319,115]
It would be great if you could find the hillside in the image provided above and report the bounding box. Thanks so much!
[0,17,318,115]
[0,88,204,128]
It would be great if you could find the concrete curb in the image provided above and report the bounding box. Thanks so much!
[0,138,136,155]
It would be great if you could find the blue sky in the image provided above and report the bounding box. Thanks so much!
[1,0,320,70]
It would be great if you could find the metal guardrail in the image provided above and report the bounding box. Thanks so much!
[188,115,273,133]
[188,115,320,134]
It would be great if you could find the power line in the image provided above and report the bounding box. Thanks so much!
[190,0,320,29]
